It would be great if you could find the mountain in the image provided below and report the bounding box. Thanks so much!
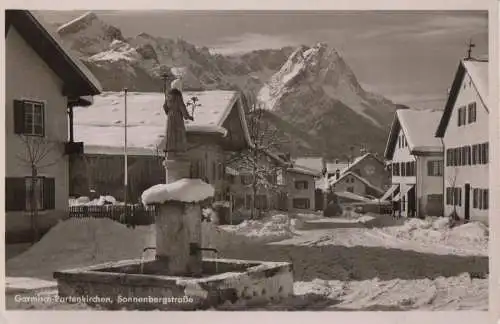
[53,12,401,158]
[257,43,400,156]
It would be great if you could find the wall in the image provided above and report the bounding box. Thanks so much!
[416,155,444,218]
[5,27,69,233]
[350,155,391,190]
[443,69,489,223]
[331,175,369,197]
[390,128,417,217]
[286,171,315,211]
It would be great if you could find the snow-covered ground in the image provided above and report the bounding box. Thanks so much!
[6,212,488,310]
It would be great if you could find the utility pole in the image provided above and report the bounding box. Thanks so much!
[123,88,128,214]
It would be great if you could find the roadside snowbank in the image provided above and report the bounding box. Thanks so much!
[216,213,294,243]
[291,272,487,310]
[379,217,488,255]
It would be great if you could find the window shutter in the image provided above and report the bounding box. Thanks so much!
[13,100,26,134]
[485,142,489,164]
[43,177,56,210]
[5,177,26,211]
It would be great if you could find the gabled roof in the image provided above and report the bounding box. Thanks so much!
[6,10,102,98]
[287,165,321,177]
[329,171,384,194]
[74,91,252,155]
[435,59,488,138]
[293,157,325,173]
[327,161,349,174]
[384,109,444,160]
[343,153,384,174]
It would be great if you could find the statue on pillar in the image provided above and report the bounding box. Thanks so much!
[162,74,194,157]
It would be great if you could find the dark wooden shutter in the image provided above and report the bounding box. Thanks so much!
[13,100,25,134]
[5,177,26,211]
[43,177,56,210]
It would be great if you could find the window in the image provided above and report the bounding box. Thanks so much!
[5,177,55,212]
[457,106,467,126]
[347,186,354,193]
[295,180,309,190]
[427,160,443,176]
[475,189,489,210]
[392,163,400,176]
[467,102,477,123]
[401,162,406,177]
[473,188,478,209]
[277,169,284,185]
[402,195,405,211]
[241,174,253,185]
[292,198,310,209]
[14,100,45,136]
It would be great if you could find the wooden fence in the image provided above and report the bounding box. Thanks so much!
[68,205,157,226]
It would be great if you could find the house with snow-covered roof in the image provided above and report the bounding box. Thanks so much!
[5,10,102,240]
[71,90,253,205]
[435,59,489,223]
[329,171,385,199]
[383,109,444,218]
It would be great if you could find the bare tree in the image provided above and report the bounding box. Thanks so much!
[226,91,289,219]
[16,135,62,242]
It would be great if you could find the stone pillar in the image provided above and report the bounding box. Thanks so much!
[155,151,205,276]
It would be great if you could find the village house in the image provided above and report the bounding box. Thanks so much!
[435,58,489,223]
[227,150,320,217]
[285,165,320,211]
[5,10,102,241]
[71,90,253,211]
[293,153,390,209]
[329,171,385,199]
[383,109,444,218]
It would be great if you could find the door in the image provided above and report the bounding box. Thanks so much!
[407,186,416,218]
[464,183,470,221]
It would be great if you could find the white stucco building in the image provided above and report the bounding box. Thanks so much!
[435,59,489,223]
[384,109,444,218]
[5,10,102,241]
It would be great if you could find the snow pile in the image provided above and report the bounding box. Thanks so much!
[223,213,294,240]
[69,195,118,206]
[6,218,156,280]
[379,217,488,255]
[141,179,214,205]
[291,272,487,310]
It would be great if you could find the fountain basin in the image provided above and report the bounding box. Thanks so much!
[53,258,293,310]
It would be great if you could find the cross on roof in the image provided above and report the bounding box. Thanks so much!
[466,39,476,60]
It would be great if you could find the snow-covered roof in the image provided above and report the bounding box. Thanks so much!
[334,191,372,202]
[436,59,488,138]
[74,90,247,155]
[293,157,324,173]
[384,109,444,159]
[329,171,384,194]
[287,165,321,177]
[6,11,102,97]
[327,162,349,173]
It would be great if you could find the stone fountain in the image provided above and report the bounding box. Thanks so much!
[53,76,293,310]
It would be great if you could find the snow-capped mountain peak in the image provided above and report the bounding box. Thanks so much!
[57,11,125,56]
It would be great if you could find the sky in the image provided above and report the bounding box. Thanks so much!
[41,10,488,110]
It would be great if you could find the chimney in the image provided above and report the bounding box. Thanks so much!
[335,159,339,164]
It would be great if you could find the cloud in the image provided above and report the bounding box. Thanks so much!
[209,33,300,55]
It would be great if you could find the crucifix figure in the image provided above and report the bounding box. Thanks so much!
[161,71,194,157]
[466,39,475,60]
